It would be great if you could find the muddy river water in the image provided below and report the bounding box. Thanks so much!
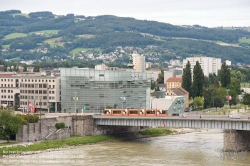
[1,129,250,166]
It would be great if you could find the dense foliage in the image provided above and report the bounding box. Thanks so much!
[182,61,192,98]
[0,110,22,142]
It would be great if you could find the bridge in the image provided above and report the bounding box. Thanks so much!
[93,115,250,131]
[93,115,250,151]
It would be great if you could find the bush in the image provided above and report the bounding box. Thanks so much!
[55,122,66,129]
[21,114,39,123]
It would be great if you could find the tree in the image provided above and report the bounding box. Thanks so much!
[182,61,192,98]
[242,93,250,106]
[228,90,238,107]
[23,64,28,72]
[220,62,231,88]
[228,78,241,94]
[156,68,164,84]
[0,110,22,142]
[193,97,204,110]
[214,80,220,88]
[33,65,40,72]
[203,87,214,109]
[151,80,156,90]
[192,61,204,98]
[213,96,224,111]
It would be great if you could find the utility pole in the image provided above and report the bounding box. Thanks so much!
[74,92,77,114]
[39,98,41,134]
[74,92,77,135]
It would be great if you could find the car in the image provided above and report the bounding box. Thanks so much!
[229,115,240,119]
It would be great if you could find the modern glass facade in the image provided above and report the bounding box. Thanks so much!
[60,68,151,113]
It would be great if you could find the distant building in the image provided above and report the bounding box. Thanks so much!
[95,64,108,70]
[145,62,152,69]
[0,65,4,72]
[145,68,161,81]
[132,53,145,72]
[225,60,231,66]
[166,76,182,92]
[164,67,183,83]
[183,56,221,77]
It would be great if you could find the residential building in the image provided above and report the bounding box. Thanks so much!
[132,53,146,72]
[166,76,182,92]
[60,68,151,113]
[145,68,161,81]
[183,56,221,77]
[164,67,183,83]
[225,60,231,66]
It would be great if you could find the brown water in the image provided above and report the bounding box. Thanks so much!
[1,129,250,166]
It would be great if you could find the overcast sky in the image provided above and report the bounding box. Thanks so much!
[1,0,250,27]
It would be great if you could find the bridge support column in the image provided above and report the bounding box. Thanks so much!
[224,130,250,151]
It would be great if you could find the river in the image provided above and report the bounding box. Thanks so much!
[1,129,250,166]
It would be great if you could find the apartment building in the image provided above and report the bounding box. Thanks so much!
[166,76,182,95]
[183,56,221,77]
[0,72,60,112]
[132,53,146,72]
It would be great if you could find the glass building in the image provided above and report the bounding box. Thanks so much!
[60,68,151,113]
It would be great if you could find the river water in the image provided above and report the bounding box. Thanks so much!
[1,129,250,166]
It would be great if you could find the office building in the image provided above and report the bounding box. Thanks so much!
[60,68,151,113]
[0,73,60,112]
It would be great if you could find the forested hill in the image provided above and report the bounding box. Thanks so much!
[0,10,250,66]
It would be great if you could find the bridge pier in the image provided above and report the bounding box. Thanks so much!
[224,130,250,151]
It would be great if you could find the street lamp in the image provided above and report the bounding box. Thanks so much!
[226,89,230,109]
[39,98,42,134]
[120,91,126,109]
[74,92,78,114]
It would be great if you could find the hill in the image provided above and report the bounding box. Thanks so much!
[0,10,250,66]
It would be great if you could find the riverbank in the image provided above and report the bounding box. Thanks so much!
[0,128,199,157]
[0,135,115,157]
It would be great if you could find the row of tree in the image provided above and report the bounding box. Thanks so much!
[182,61,237,109]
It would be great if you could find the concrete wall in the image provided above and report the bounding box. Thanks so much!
[16,116,73,142]
[73,115,139,136]
[16,115,139,142]
[224,130,250,151]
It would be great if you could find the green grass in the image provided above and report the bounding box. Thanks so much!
[0,142,18,147]
[0,135,114,156]
[2,45,10,49]
[139,128,175,136]
[11,13,29,18]
[4,33,27,40]
[70,47,91,55]
[44,37,64,47]
[239,38,250,44]
[241,82,250,88]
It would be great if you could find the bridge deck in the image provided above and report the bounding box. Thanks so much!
[93,115,250,131]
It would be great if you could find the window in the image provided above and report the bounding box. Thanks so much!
[43,90,47,94]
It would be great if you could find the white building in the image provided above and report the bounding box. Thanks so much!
[95,64,108,70]
[225,60,231,66]
[132,54,145,72]
[183,56,221,77]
